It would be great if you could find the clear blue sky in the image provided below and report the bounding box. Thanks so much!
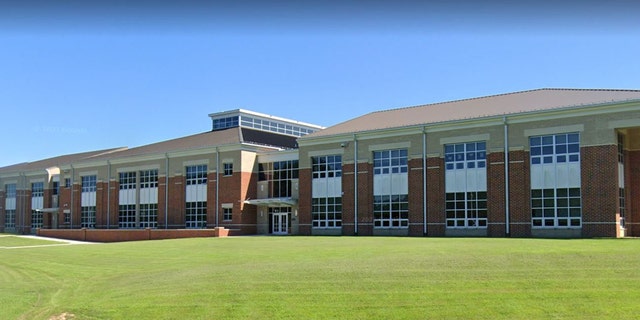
[1,1,639,167]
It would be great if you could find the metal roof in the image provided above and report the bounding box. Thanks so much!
[0,148,126,174]
[302,88,640,138]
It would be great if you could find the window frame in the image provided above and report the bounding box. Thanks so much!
[223,163,233,176]
[529,132,582,228]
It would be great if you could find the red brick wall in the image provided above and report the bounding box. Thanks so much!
[37,227,231,242]
[24,189,33,234]
[341,163,356,235]
[581,145,618,237]
[487,152,506,237]
[357,162,373,236]
[167,175,185,228]
[157,176,167,228]
[238,172,257,235]
[408,158,425,236]
[0,190,5,232]
[95,181,108,228]
[298,168,312,235]
[207,172,220,228]
[107,179,119,229]
[214,171,256,234]
[507,150,531,238]
[426,157,445,236]
[627,150,640,236]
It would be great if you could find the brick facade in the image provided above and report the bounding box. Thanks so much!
[486,152,506,237]
[408,158,425,236]
[426,157,445,236]
[581,145,619,237]
[297,168,312,235]
[627,150,640,236]
[507,150,531,238]
[0,189,5,233]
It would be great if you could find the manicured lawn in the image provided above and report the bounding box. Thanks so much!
[1,236,639,319]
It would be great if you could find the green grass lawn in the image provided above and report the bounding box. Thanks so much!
[1,236,639,319]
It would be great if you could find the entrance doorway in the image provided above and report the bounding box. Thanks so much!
[269,207,290,235]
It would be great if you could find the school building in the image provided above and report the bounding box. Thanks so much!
[2,88,640,238]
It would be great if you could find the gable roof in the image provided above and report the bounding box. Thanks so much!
[0,126,298,173]
[87,127,295,162]
[0,148,126,174]
[86,128,244,161]
[302,88,640,138]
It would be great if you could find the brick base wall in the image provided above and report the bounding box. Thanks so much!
[37,227,233,242]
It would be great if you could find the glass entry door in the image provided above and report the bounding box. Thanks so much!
[270,207,290,235]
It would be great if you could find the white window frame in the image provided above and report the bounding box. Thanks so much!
[373,149,409,228]
[529,133,582,228]
[444,141,488,228]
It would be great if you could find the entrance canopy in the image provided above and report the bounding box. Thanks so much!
[244,198,297,207]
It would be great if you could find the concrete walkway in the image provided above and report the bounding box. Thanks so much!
[3,234,98,249]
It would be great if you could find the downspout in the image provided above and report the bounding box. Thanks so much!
[20,172,26,234]
[165,153,169,229]
[70,164,74,229]
[423,128,428,236]
[107,160,111,229]
[215,147,219,228]
[353,134,358,235]
[503,116,510,237]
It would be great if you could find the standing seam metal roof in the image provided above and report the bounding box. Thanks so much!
[302,88,640,138]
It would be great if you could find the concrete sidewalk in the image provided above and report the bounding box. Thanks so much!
[16,235,98,245]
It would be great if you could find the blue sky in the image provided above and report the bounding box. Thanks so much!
[1,1,640,167]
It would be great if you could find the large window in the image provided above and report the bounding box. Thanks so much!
[312,155,342,228]
[259,160,299,198]
[5,210,16,229]
[373,149,408,228]
[312,197,342,228]
[445,142,487,228]
[6,184,16,198]
[186,201,207,228]
[119,172,136,189]
[212,116,239,130]
[31,210,43,229]
[312,155,342,178]
[140,170,158,188]
[119,204,136,229]
[31,182,44,197]
[373,149,408,174]
[81,175,97,192]
[186,165,208,185]
[446,192,487,228]
[4,184,16,229]
[531,188,581,227]
[374,195,409,228]
[530,133,581,228]
[140,204,158,228]
[239,116,317,137]
[530,133,579,165]
[81,206,96,228]
[31,182,45,230]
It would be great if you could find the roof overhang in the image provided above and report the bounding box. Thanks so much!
[243,198,297,207]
